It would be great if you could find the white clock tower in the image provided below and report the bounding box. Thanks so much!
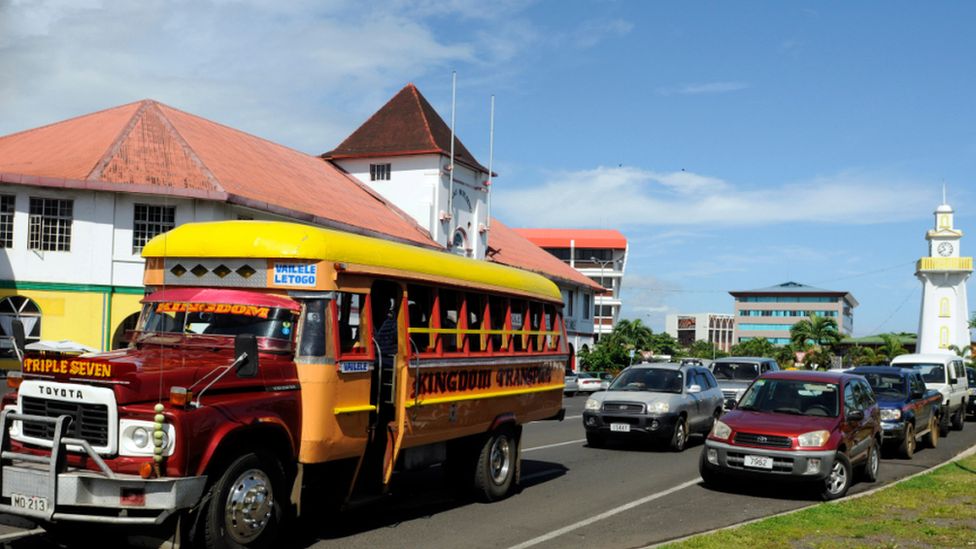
[916,197,972,354]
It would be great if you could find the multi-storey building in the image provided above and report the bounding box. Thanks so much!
[730,282,857,345]
[665,313,735,352]
[513,229,627,343]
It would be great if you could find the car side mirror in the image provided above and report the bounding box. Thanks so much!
[846,409,864,422]
[949,377,958,385]
[725,400,737,410]
[911,389,924,399]
[688,384,702,394]
[234,333,259,378]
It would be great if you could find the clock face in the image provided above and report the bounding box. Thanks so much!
[937,242,954,257]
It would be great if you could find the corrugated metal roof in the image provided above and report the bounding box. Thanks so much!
[0,100,435,247]
[488,219,604,291]
[513,228,627,250]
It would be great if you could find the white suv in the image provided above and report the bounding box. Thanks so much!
[891,353,969,434]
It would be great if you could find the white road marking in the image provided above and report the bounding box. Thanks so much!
[522,439,585,452]
[507,477,702,549]
[529,414,581,424]
[564,414,582,420]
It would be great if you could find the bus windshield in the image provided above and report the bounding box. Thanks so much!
[136,301,298,351]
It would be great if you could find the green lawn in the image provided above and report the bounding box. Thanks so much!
[664,454,976,549]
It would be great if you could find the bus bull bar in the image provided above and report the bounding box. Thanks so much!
[0,409,206,525]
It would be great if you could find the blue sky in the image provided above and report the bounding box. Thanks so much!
[1,1,973,336]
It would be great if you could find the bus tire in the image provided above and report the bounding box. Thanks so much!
[473,427,519,502]
[204,452,287,549]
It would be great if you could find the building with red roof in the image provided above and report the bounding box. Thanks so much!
[0,99,436,358]
[0,87,605,362]
[514,229,628,341]
[324,84,604,356]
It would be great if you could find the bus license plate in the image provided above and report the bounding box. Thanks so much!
[744,455,772,469]
[10,493,48,512]
[610,423,630,432]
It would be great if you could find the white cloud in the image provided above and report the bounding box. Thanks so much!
[657,81,750,96]
[494,166,935,227]
[0,0,536,152]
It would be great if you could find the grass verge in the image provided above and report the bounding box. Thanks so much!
[663,453,976,549]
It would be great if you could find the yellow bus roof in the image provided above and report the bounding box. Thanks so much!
[142,221,562,302]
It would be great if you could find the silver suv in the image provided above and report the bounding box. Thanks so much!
[709,357,780,409]
[583,362,724,451]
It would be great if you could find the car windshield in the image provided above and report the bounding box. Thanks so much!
[901,363,945,384]
[608,368,683,393]
[968,369,976,385]
[136,301,297,350]
[737,379,839,417]
[858,372,907,398]
[711,362,761,381]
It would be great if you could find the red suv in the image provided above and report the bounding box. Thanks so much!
[700,370,881,500]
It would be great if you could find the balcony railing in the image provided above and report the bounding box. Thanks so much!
[917,257,973,272]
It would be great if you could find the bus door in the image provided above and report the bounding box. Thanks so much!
[369,280,405,485]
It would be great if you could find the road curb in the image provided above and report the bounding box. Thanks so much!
[643,442,976,549]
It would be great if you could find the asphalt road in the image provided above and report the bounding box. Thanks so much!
[2,394,975,548]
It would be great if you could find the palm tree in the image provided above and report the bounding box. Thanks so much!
[608,318,654,354]
[790,314,841,350]
[877,333,908,364]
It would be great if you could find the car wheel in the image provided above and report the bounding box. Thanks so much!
[698,450,726,490]
[203,452,286,549]
[586,432,605,448]
[821,453,852,501]
[705,408,722,434]
[899,422,916,459]
[951,405,965,430]
[862,439,880,483]
[670,417,687,452]
[926,414,940,449]
[939,409,951,436]
[473,427,520,502]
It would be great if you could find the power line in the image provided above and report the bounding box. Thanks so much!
[811,260,916,285]
[866,287,917,335]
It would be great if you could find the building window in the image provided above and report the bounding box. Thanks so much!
[939,326,949,348]
[583,293,591,319]
[132,204,176,253]
[565,290,574,317]
[938,214,950,230]
[28,197,72,251]
[369,163,391,181]
[939,298,950,318]
[0,195,14,248]
[0,296,41,358]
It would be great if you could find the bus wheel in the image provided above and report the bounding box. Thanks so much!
[474,427,519,502]
[204,452,286,549]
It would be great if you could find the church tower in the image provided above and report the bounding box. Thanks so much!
[916,196,972,353]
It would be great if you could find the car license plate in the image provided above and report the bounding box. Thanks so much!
[610,423,630,433]
[743,455,773,469]
[10,493,48,512]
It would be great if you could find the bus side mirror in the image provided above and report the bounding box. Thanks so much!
[11,319,26,361]
[235,334,259,378]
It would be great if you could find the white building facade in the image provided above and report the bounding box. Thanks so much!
[665,313,735,353]
[915,200,972,354]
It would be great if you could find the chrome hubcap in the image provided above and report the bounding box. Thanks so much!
[870,447,879,474]
[827,461,847,494]
[907,426,915,453]
[675,423,685,447]
[224,468,273,543]
[489,436,512,485]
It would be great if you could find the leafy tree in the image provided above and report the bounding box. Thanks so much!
[648,332,678,356]
[774,343,798,368]
[789,314,841,350]
[687,339,723,359]
[578,341,629,372]
[803,348,834,371]
[948,344,974,368]
[729,337,775,358]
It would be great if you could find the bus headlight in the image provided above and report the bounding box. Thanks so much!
[120,419,175,457]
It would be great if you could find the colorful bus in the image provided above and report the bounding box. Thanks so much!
[2,220,567,547]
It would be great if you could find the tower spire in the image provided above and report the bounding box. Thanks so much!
[943,182,947,205]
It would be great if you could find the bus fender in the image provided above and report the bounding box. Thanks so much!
[490,413,518,432]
